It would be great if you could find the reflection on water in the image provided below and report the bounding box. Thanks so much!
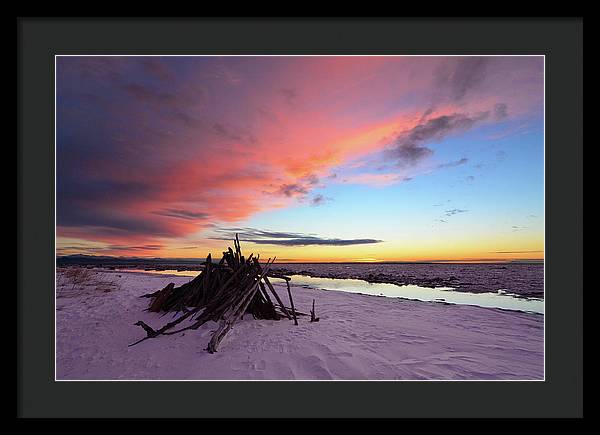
[274,275,544,315]
[117,269,544,315]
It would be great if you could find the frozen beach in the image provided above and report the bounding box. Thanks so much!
[56,268,544,380]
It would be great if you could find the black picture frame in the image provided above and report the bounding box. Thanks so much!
[17,17,583,418]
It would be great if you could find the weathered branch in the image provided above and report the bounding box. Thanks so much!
[310,299,320,322]
[286,280,298,326]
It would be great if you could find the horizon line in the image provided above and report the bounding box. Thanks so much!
[56,253,544,264]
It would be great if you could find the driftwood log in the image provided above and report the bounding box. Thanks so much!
[130,234,312,352]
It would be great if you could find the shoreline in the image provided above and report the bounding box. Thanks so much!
[56,269,544,380]
[56,261,545,299]
[112,268,544,315]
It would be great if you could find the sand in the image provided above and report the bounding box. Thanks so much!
[56,269,544,380]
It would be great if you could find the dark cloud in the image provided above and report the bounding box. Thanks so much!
[211,227,383,247]
[272,174,321,199]
[303,174,320,185]
[387,143,433,166]
[58,207,179,238]
[276,183,309,197]
[154,209,210,221]
[418,58,509,132]
[213,227,308,239]
[386,112,490,167]
[437,158,469,169]
[444,209,469,217]
[250,238,382,246]
[57,176,188,238]
[310,194,332,206]
[56,177,167,237]
[435,57,490,102]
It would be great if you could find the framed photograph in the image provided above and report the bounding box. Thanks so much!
[18,17,583,418]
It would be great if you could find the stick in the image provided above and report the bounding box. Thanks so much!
[286,280,298,326]
[148,283,174,312]
[259,281,273,305]
[128,305,205,346]
[310,299,320,322]
[263,275,292,320]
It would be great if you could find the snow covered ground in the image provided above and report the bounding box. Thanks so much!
[56,268,544,380]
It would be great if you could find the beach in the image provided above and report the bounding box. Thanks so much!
[56,268,544,380]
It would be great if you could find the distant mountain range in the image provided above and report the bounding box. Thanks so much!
[56,254,543,267]
[58,254,205,262]
[56,254,209,270]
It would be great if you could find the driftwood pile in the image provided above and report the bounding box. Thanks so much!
[130,235,314,353]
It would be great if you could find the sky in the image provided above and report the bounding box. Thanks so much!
[56,56,544,262]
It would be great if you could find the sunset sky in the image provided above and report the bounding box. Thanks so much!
[56,56,544,262]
